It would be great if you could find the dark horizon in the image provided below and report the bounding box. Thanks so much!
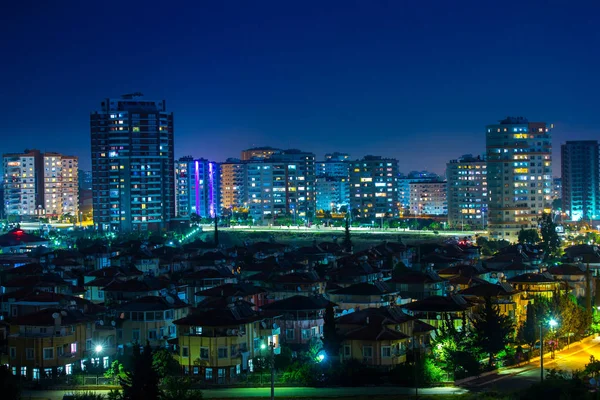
[2,1,600,175]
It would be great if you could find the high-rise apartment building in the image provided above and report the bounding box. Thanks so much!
[561,140,600,221]
[398,171,440,215]
[90,94,174,232]
[43,153,79,217]
[220,159,247,212]
[241,147,281,161]
[446,154,487,229]
[175,157,220,219]
[269,150,316,220]
[3,150,78,220]
[316,152,350,212]
[486,117,552,240]
[349,156,399,219]
[3,150,43,219]
[409,180,447,216]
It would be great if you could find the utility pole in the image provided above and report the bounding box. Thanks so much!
[540,321,544,382]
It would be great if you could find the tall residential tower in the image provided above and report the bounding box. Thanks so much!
[561,140,599,222]
[90,94,174,232]
[486,117,552,240]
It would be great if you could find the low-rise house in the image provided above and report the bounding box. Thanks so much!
[260,295,335,350]
[194,283,268,310]
[173,302,280,383]
[2,308,98,380]
[328,282,401,314]
[507,272,563,299]
[401,295,474,330]
[548,263,588,298]
[457,282,524,324]
[389,269,446,301]
[336,307,434,367]
[269,270,326,298]
[113,295,188,350]
[0,228,49,253]
[564,245,600,275]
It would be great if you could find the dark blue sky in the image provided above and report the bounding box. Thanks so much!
[2,1,599,174]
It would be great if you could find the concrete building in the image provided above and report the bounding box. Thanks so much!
[3,150,43,219]
[486,117,553,240]
[349,156,399,220]
[409,180,447,216]
[90,94,175,232]
[3,150,78,220]
[241,147,280,161]
[553,177,562,201]
[42,153,78,218]
[220,159,247,212]
[398,171,440,215]
[446,155,487,229]
[175,157,220,219]
[315,176,349,211]
[561,140,599,221]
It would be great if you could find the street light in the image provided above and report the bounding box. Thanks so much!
[540,318,559,382]
[94,345,103,384]
[261,342,275,400]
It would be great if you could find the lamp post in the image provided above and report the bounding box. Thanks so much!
[261,343,275,400]
[540,319,558,382]
[94,345,103,384]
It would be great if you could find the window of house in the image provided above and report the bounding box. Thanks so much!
[182,347,189,357]
[343,345,351,357]
[192,366,198,375]
[33,368,39,380]
[218,347,228,358]
[362,346,373,359]
[200,347,209,359]
[381,346,391,358]
[168,326,176,336]
[70,343,77,354]
[301,329,310,340]
[86,339,92,350]
[9,347,16,359]
[43,348,54,360]
[132,329,140,342]
[20,366,27,376]
[236,364,241,375]
[164,310,174,319]
[148,330,157,340]
[56,346,64,357]
[205,368,213,380]
[286,329,294,340]
[26,348,34,360]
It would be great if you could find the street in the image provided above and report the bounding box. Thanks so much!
[463,336,600,393]
[22,385,467,399]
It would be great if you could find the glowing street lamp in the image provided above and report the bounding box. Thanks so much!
[541,318,559,382]
[94,345,103,354]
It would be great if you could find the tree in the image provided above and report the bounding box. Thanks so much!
[160,377,203,400]
[540,212,561,259]
[519,302,538,347]
[432,315,481,379]
[322,303,341,358]
[518,228,540,244]
[472,297,514,368]
[342,216,352,252]
[152,348,180,379]
[120,343,160,400]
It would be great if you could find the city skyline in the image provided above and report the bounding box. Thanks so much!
[3,1,600,174]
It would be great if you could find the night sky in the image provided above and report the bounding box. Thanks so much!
[2,1,600,174]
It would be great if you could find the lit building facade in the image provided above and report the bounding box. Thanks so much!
[486,117,552,240]
[446,155,487,229]
[349,156,399,220]
[398,171,440,215]
[3,150,43,219]
[561,140,599,221]
[409,180,447,216]
[315,176,349,211]
[175,157,220,219]
[43,154,79,217]
[3,150,78,220]
[241,147,280,161]
[90,94,175,232]
[220,159,247,212]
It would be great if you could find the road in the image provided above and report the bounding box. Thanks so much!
[222,225,482,237]
[462,335,600,393]
[22,385,467,399]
